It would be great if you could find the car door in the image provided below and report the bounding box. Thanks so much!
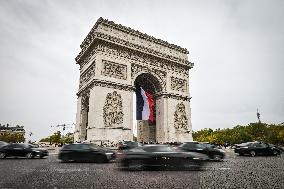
[10,144,25,157]
[254,143,266,155]
[73,144,93,161]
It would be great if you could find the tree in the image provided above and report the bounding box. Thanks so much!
[193,122,284,146]
[0,133,25,143]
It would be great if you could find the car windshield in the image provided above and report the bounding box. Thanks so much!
[0,141,8,146]
[89,143,103,150]
[180,142,206,149]
[201,143,215,148]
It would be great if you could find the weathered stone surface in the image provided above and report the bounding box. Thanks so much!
[74,18,194,144]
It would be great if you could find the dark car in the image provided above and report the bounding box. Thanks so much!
[118,141,142,151]
[0,141,8,148]
[178,142,225,161]
[116,144,209,171]
[0,143,48,159]
[234,142,282,157]
[58,143,115,163]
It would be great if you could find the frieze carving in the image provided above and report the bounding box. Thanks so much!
[76,31,194,68]
[171,77,187,92]
[174,102,188,131]
[157,93,191,101]
[79,63,96,88]
[102,60,127,80]
[131,64,166,92]
[77,41,191,77]
[81,90,90,110]
[78,17,189,64]
[77,79,135,96]
[103,91,124,127]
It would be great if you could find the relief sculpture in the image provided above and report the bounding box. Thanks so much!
[79,63,96,88]
[174,102,188,131]
[102,60,127,80]
[171,76,187,92]
[103,91,124,127]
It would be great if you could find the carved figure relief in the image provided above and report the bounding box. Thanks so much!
[103,91,124,127]
[171,77,187,92]
[102,60,127,80]
[174,102,188,131]
[81,90,90,110]
[79,63,96,88]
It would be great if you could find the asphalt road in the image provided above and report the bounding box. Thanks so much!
[0,151,283,189]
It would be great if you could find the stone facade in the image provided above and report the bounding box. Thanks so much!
[74,17,194,144]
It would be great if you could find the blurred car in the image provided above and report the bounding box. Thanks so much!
[234,142,282,157]
[178,142,225,161]
[0,141,8,148]
[116,144,209,171]
[58,143,115,163]
[118,141,142,151]
[0,143,48,159]
[200,142,218,149]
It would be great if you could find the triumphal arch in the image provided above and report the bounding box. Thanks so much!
[74,18,194,145]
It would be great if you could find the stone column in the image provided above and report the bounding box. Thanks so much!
[137,120,150,143]
[80,107,88,141]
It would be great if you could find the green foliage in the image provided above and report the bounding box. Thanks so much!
[0,133,25,143]
[193,123,284,145]
[39,131,74,144]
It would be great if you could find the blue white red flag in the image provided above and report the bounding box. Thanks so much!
[136,87,154,122]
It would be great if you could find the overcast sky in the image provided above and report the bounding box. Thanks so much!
[0,0,283,141]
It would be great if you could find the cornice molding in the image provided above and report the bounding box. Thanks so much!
[77,40,193,78]
[156,93,192,102]
[80,17,189,55]
[77,78,135,96]
[76,32,194,68]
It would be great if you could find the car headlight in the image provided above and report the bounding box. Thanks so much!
[218,149,225,153]
[105,152,114,155]
[34,151,41,153]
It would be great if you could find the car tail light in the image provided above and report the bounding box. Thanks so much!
[115,152,126,158]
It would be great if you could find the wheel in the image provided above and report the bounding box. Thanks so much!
[26,152,34,159]
[128,159,144,171]
[213,154,223,161]
[273,150,279,156]
[0,152,6,159]
[27,153,34,159]
[250,150,256,157]
[39,155,44,159]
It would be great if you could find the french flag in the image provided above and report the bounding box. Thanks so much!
[136,87,154,122]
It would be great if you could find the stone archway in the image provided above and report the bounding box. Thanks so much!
[74,18,194,145]
[134,73,162,143]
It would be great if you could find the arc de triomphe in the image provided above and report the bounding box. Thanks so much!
[74,18,194,145]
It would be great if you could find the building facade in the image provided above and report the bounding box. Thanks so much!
[74,18,194,145]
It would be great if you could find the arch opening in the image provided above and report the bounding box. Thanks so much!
[134,73,162,143]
